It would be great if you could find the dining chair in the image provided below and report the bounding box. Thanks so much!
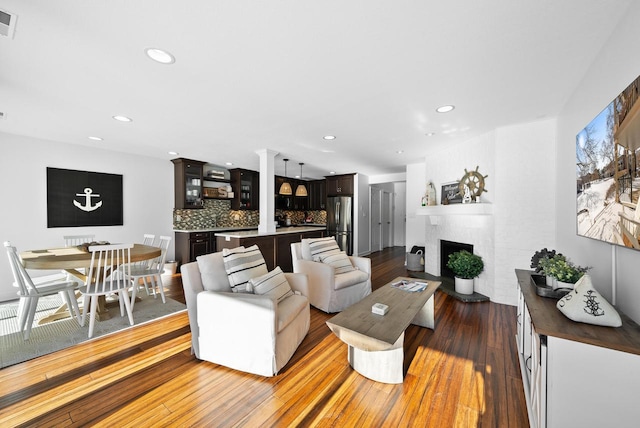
[123,234,157,297]
[4,241,82,340]
[79,243,135,338]
[126,235,172,309]
[63,234,96,247]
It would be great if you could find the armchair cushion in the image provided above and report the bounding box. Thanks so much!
[301,236,340,261]
[276,294,308,332]
[222,245,268,293]
[318,251,355,274]
[334,269,370,290]
[248,266,294,303]
[196,252,232,292]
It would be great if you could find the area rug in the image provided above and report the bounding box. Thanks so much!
[0,293,186,368]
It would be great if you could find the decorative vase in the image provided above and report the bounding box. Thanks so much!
[554,280,574,290]
[454,277,474,295]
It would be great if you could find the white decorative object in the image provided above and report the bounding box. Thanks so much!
[455,277,474,295]
[371,303,389,315]
[556,275,621,327]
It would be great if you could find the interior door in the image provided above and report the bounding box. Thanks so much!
[382,191,392,248]
[370,187,382,252]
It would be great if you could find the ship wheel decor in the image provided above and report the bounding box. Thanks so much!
[458,166,488,203]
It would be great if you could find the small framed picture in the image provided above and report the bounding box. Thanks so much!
[441,181,462,204]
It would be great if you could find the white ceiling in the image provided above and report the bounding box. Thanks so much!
[0,0,631,179]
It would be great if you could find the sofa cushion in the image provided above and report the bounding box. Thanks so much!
[248,266,294,303]
[334,269,369,290]
[196,252,233,292]
[301,236,340,261]
[319,251,355,274]
[276,293,308,333]
[556,275,621,327]
[222,245,268,293]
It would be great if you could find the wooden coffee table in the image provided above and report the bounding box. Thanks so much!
[326,276,440,384]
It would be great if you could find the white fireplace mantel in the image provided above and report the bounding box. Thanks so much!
[416,203,493,216]
[416,203,493,225]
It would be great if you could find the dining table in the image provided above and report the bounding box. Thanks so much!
[20,243,161,324]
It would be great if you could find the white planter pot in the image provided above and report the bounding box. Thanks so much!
[554,280,574,290]
[546,275,555,287]
[454,277,474,295]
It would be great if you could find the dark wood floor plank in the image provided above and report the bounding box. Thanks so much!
[0,247,529,428]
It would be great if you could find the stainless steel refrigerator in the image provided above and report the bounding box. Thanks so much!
[327,196,353,255]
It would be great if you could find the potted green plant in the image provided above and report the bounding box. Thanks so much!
[543,254,589,289]
[447,250,484,295]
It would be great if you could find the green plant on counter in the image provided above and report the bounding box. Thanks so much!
[530,248,559,273]
[542,254,589,284]
[447,250,484,279]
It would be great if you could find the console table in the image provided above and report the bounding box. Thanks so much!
[515,269,640,428]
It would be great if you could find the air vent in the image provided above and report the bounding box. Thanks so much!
[0,9,17,39]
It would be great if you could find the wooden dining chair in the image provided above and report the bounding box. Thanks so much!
[126,236,172,309]
[4,241,82,340]
[79,243,135,338]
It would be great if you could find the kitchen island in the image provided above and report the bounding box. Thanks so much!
[215,225,326,271]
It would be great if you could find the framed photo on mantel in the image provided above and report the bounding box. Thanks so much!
[47,167,123,228]
[441,181,462,204]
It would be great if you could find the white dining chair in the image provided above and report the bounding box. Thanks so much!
[79,243,135,338]
[4,241,82,340]
[126,235,172,310]
[63,234,96,247]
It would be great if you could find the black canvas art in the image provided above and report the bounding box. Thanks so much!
[47,168,123,228]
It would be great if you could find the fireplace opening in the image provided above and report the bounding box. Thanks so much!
[440,240,474,279]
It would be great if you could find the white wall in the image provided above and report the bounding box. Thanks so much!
[556,1,640,323]
[406,162,426,252]
[0,132,175,302]
[393,182,406,246]
[354,173,370,256]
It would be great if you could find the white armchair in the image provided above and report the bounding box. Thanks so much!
[291,241,371,313]
[180,251,310,377]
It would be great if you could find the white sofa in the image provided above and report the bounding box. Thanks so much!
[291,242,371,313]
[181,251,310,377]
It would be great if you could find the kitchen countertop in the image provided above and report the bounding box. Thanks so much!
[174,224,326,234]
[214,225,326,238]
[173,226,257,233]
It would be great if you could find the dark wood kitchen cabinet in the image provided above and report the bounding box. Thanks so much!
[326,173,354,196]
[308,179,326,210]
[230,168,259,210]
[175,231,214,269]
[172,158,205,209]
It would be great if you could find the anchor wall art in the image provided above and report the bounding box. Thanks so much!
[47,167,123,228]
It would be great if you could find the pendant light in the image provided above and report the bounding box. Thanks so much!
[295,163,308,197]
[279,159,293,195]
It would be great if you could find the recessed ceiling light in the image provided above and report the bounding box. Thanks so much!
[112,115,132,122]
[225,162,233,166]
[145,48,175,64]
[329,171,336,175]
[88,136,103,141]
[436,105,455,113]
[323,135,336,140]
[396,150,404,154]
[168,151,179,156]
[425,132,436,137]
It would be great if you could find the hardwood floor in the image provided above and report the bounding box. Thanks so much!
[0,247,528,427]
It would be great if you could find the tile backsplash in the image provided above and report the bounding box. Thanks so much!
[173,199,326,230]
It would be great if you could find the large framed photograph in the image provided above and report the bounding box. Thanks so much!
[441,181,462,204]
[47,167,123,228]
[576,74,640,250]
